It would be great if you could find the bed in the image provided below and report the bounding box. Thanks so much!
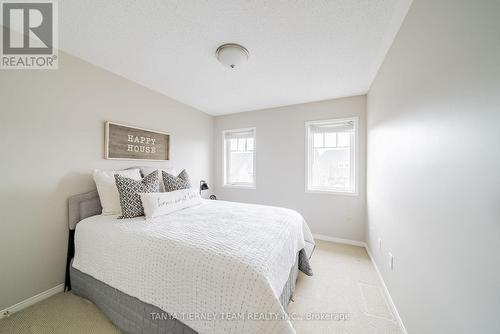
[66,188,315,334]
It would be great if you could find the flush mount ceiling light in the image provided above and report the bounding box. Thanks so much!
[216,43,249,69]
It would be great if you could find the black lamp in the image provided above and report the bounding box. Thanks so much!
[199,180,209,195]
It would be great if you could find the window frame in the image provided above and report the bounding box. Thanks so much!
[222,127,257,189]
[305,117,359,196]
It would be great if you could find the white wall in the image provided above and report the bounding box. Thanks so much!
[366,0,500,333]
[214,96,366,241]
[0,52,213,311]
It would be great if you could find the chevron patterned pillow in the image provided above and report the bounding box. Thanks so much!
[115,170,161,218]
[162,169,191,192]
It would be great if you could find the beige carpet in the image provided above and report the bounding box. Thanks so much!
[289,241,403,334]
[0,292,120,334]
[0,240,403,334]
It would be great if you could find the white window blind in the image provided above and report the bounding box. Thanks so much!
[306,118,357,194]
[223,128,256,187]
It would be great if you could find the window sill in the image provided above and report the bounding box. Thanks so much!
[306,188,358,196]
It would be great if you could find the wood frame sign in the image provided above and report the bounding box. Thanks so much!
[105,122,170,161]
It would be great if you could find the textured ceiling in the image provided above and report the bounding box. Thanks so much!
[60,0,412,115]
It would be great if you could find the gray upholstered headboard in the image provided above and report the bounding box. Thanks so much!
[66,189,102,290]
[68,190,102,230]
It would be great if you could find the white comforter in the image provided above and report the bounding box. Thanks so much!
[72,199,314,334]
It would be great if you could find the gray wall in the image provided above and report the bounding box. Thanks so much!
[366,0,500,333]
[0,52,213,311]
[214,96,366,241]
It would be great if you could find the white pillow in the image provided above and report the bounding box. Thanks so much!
[93,169,142,215]
[140,189,201,220]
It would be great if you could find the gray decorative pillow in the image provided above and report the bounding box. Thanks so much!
[140,166,176,192]
[115,170,160,218]
[162,169,191,192]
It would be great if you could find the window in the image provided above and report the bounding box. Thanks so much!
[306,117,357,194]
[223,128,256,188]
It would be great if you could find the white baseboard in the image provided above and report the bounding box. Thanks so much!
[313,233,367,247]
[0,283,64,319]
[313,234,407,333]
[365,246,408,334]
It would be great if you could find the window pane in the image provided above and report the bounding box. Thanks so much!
[237,138,246,151]
[307,118,356,193]
[311,147,350,189]
[228,151,254,183]
[229,138,238,151]
[324,133,337,147]
[246,137,254,151]
[313,133,323,148]
[337,132,351,147]
[224,128,256,187]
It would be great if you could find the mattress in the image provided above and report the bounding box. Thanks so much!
[72,199,314,334]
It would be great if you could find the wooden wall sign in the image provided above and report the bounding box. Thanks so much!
[105,122,170,161]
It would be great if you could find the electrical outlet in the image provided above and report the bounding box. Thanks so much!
[389,253,394,270]
[378,238,382,250]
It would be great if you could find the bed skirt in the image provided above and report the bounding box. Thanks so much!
[70,254,299,334]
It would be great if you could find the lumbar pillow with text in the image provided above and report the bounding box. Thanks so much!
[140,188,201,220]
[162,169,191,192]
[93,168,142,215]
[114,170,161,218]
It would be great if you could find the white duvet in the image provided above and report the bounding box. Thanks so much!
[72,199,314,334]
